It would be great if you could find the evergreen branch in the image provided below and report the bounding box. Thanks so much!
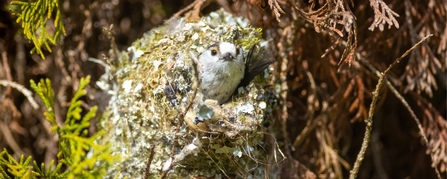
[32,159,67,178]
[66,76,90,123]
[0,149,34,179]
[1,76,118,178]
[30,79,56,128]
[10,0,66,59]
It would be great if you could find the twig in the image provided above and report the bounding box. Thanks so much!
[165,0,202,23]
[160,51,201,179]
[292,71,317,148]
[358,35,442,179]
[1,45,12,95]
[144,144,157,179]
[0,80,39,109]
[371,123,388,179]
[0,122,25,157]
[349,34,435,179]
[103,25,118,60]
[201,148,231,178]
[263,131,286,164]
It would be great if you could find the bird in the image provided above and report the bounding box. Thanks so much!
[198,42,274,104]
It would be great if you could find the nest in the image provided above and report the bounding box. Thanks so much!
[99,9,278,178]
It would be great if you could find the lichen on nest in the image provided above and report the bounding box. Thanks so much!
[99,9,278,178]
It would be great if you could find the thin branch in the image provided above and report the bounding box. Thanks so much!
[293,71,317,148]
[1,46,13,95]
[349,34,436,179]
[144,144,157,179]
[165,0,202,23]
[160,51,201,179]
[0,80,39,110]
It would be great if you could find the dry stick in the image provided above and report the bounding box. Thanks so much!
[165,0,201,23]
[356,37,442,179]
[201,148,231,178]
[144,144,157,179]
[292,71,317,148]
[160,52,200,179]
[103,25,118,60]
[349,34,435,179]
[0,80,39,109]
[262,131,286,167]
[1,46,13,95]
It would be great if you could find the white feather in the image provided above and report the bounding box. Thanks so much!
[198,42,245,104]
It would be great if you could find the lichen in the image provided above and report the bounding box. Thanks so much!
[98,9,277,179]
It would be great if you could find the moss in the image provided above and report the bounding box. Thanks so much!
[99,9,277,178]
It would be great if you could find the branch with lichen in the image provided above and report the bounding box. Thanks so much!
[349,34,438,179]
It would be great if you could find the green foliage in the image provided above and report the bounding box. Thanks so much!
[33,159,67,178]
[0,145,67,179]
[0,76,117,178]
[9,0,66,59]
[0,151,33,179]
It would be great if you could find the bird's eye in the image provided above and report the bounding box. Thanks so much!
[211,48,218,56]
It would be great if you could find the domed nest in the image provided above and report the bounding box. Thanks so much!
[99,9,279,178]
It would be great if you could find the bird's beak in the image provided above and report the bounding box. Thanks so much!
[222,52,234,61]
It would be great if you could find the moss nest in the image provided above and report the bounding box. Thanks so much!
[99,9,278,178]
